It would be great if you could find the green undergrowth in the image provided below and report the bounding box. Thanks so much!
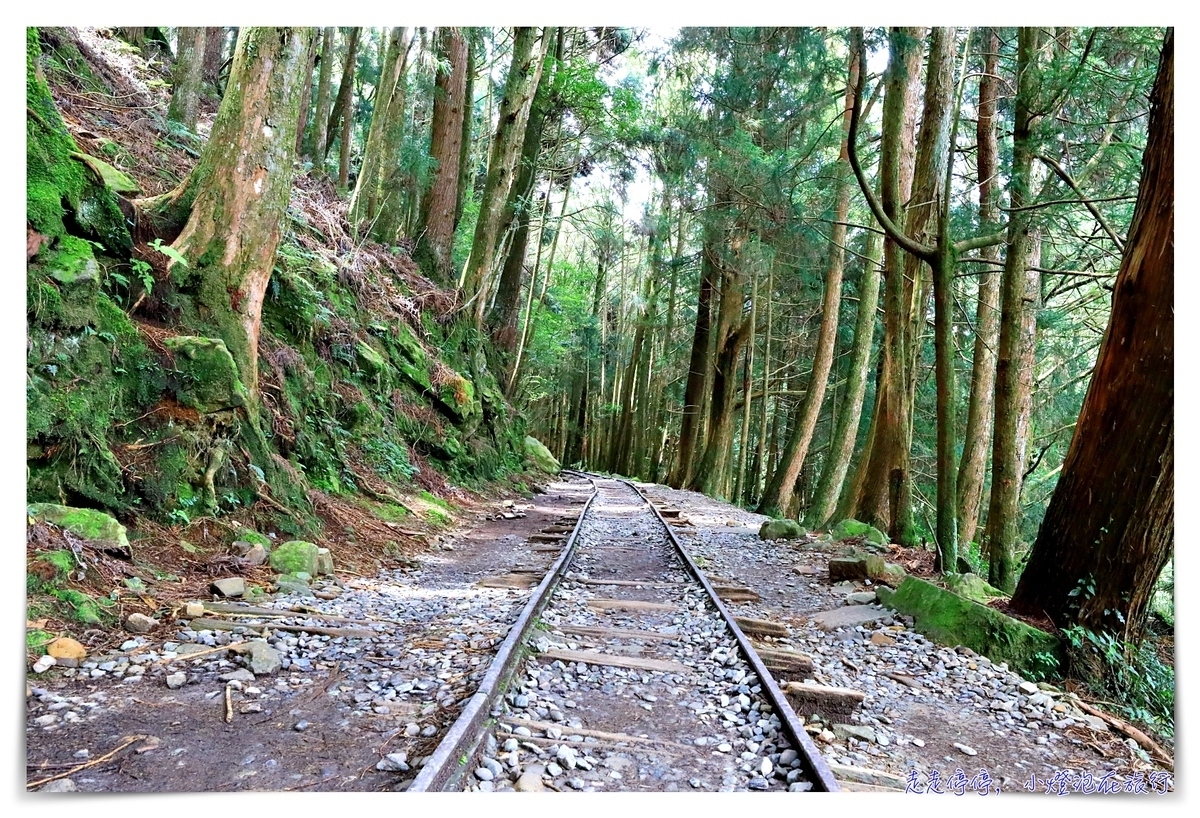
[26,27,528,561]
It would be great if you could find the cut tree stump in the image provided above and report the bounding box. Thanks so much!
[733,616,789,638]
[537,648,689,674]
[782,681,866,722]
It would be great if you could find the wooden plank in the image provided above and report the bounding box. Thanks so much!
[713,585,762,603]
[574,578,684,588]
[537,648,689,674]
[733,616,789,638]
[532,545,563,553]
[541,525,574,534]
[477,574,539,589]
[827,763,908,790]
[554,625,680,642]
[783,681,866,721]
[587,598,678,613]
[657,508,682,518]
[186,618,374,638]
[529,533,565,543]
[755,647,815,676]
[500,717,694,751]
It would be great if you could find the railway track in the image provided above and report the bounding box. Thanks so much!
[410,473,838,792]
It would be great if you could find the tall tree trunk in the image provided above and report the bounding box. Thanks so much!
[168,27,207,131]
[956,29,1002,550]
[806,229,883,528]
[324,27,361,164]
[669,242,715,489]
[489,29,560,358]
[845,27,924,542]
[306,28,336,161]
[734,273,757,503]
[752,264,774,504]
[1012,29,1173,640]
[348,27,412,241]
[167,27,313,398]
[757,40,860,518]
[293,31,318,155]
[338,88,353,190]
[201,27,225,94]
[984,27,1045,593]
[415,26,468,285]
[460,27,546,324]
[455,33,478,234]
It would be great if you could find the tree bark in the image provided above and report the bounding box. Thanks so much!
[757,40,859,518]
[460,27,546,324]
[455,33,478,234]
[669,240,715,489]
[167,27,313,398]
[489,28,559,359]
[201,27,225,93]
[806,229,883,529]
[984,27,1045,592]
[304,28,336,162]
[293,31,318,155]
[956,28,1002,550]
[844,27,923,542]
[324,27,361,164]
[167,27,207,131]
[415,27,468,285]
[1011,29,1172,641]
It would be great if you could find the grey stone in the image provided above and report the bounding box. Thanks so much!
[243,544,269,566]
[39,778,78,792]
[243,641,282,675]
[953,742,978,756]
[515,771,546,792]
[210,577,246,597]
[833,723,877,743]
[165,672,187,690]
[811,605,889,630]
[124,612,156,633]
[846,591,878,605]
[219,668,256,682]
[474,767,494,782]
[377,753,411,772]
[779,749,798,766]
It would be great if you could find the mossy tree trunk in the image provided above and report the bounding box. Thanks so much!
[168,27,207,131]
[461,27,547,326]
[415,27,469,286]
[166,27,314,399]
[454,33,478,234]
[1012,30,1173,641]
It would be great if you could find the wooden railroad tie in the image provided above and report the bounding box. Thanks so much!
[782,681,866,722]
[477,573,541,590]
[537,647,689,675]
[574,578,685,588]
[553,624,680,642]
[529,533,566,543]
[711,585,762,603]
[733,616,789,638]
[587,597,679,614]
[753,646,815,677]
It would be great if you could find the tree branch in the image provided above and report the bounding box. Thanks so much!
[1036,153,1126,252]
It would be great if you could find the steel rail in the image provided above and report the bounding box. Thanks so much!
[614,476,841,792]
[407,476,598,792]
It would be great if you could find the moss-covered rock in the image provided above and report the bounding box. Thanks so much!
[236,530,272,549]
[876,577,1062,678]
[831,518,888,546]
[524,436,560,473]
[944,572,1008,604]
[759,518,804,540]
[28,503,129,552]
[268,540,320,575]
[163,336,249,413]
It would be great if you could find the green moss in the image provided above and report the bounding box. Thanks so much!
[163,336,249,413]
[26,629,55,656]
[54,587,109,625]
[28,503,130,550]
[877,577,1063,678]
[237,530,273,548]
[268,540,319,575]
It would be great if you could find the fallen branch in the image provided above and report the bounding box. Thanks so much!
[1071,697,1174,771]
[27,734,148,789]
[224,683,234,723]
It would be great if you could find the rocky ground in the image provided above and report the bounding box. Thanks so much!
[24,475,1174,798]
[638,481,1175,796]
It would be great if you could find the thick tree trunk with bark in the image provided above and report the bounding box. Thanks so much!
[455,35,478,234]
[168,27,207,131]
[844,27,923,542]
[1012,30,1173,640]
[985,27,1045,593]
[166,27,313,398]
[415,27,468,285]
[806,229,882,529]
[669,244,715,489]
[758,42,859,518]
[460,27,546,324]
[293,31,318,155]
[202,27,225,93]
[956,29,1002,550]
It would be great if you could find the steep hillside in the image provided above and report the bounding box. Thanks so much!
[26,28,534,633]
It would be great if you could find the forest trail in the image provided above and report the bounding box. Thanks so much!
[26,477,1169,793]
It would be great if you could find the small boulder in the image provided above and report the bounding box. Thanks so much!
[846,591,878,605]
[210,577,246,598]
[314,548,334,576]
[165,672,187,690]
[524,436,561,474]
[242,544,269,566]
[243,640,282,675]
[32,656,56,674]
[123,612,157,633]
[944,572,1008,604]
[830,518,888,547]
[759,519,804,540]
[833,723,877,743]
[39,778,78,792]
[184,601,206,618]
[47,637,87,661]
[269,540,320,575]
[27,503,130,555]
[162,335,249,413]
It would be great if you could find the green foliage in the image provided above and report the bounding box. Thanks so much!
[27,629,55,656]
[1062,625,1174,738]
